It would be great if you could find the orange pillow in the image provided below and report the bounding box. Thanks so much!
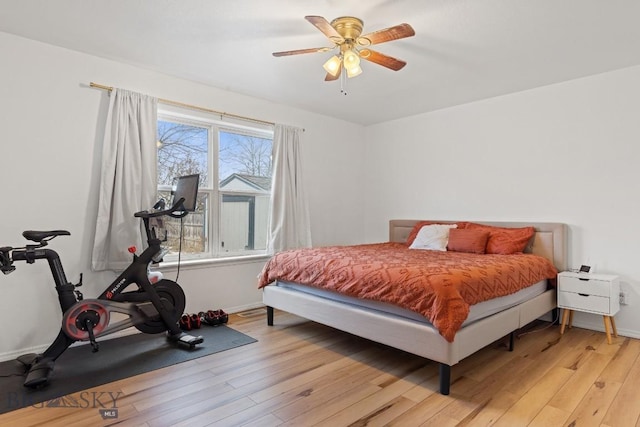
[465,223,535,255]
[405,221,467,246]
[447,228,490,254]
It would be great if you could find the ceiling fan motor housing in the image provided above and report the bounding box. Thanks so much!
[330,16,364,42]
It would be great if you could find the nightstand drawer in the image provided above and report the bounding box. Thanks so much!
[558,291,610,314]
[556,275,610,297]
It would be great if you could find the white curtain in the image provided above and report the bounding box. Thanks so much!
[91,89,158,271]
[267,124,312,253]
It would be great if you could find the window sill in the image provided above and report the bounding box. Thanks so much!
[157,253,272,271]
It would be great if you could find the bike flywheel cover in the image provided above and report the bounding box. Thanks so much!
[62,300,110,340]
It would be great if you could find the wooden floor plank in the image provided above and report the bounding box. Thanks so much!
[528,405,570,427]
[563,380,622,427]
[456,390,520,427]
[549,352,614,414]
[311,365,435,427]
[601,342,640,427]
[385,391,454,426]
[492,366,574,426]
[280,383,382,426]
[598,337,640,383]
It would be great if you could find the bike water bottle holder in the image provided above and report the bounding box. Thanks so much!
[73,273,84,300]
[153,247,170,263]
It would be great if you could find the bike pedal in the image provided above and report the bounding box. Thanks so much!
[185,337,204,349]
[189,336,204,348]
[167,332,204,349]
[152,247,170,263]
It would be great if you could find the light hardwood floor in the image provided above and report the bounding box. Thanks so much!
[1,309,639,426]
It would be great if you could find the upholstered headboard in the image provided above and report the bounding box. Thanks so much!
[389,220,567,271]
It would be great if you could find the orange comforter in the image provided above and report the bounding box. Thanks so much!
[258,243,558,341]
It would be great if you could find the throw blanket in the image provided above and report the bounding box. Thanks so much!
[258,242,558,342]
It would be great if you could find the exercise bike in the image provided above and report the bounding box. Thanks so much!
[0,191,204,388]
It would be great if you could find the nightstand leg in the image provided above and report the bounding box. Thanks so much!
[560,309,570,335]
[610,316,618,338]
[603,316,612,345]
[568,310,574,328]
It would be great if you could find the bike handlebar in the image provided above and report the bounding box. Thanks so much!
[134,197,190,220]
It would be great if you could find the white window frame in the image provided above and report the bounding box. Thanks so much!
[157,106,273,263]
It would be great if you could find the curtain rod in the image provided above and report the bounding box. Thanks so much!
[89,82,276,127]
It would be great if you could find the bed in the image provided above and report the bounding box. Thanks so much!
[260,220,567,395]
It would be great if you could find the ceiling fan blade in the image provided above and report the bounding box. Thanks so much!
[324,63,342,81]
[305,15,345,43]
[357,23,415,46]
[359,49,407,71]
[273,47,332,57]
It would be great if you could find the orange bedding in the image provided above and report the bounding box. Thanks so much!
[258,243,558,341]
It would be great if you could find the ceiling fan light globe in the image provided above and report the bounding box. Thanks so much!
[346,64,363,78]
[343,49,360,67]
[323,55,341,76]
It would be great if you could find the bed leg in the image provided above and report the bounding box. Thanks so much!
[509,331,515,352]
[439,364,451,395]
[267,306,274,326]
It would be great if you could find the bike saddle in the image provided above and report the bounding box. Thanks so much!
[22,230,70,243]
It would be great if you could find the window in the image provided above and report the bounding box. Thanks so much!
[157,109,273,261]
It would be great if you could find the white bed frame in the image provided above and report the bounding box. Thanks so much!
[263,220,567,395]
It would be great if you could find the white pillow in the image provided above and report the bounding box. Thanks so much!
[409,224,458,251]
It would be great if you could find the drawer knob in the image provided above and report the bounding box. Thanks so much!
[579,278,590,281]
[578,293,589,297]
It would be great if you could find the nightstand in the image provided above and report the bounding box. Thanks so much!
[558,271,620,344]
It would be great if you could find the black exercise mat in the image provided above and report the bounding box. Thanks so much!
[0,325,256,414]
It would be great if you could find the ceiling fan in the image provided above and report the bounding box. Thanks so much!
[273,16,415,81]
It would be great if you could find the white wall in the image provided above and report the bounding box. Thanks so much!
[363,65,640,338]
[0,31,366,358]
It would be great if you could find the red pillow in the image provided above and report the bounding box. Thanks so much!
[405,221,467,246]
[447,228,490,254]
[465,223,535,255]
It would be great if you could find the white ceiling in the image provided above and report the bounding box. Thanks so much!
[2,0,640,125]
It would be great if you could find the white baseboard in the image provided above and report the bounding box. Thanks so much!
[224,302,265,314]
[0,344,50,363]
[569,320,640,340]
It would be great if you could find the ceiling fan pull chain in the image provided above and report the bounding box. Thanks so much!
[340,69,347,95]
